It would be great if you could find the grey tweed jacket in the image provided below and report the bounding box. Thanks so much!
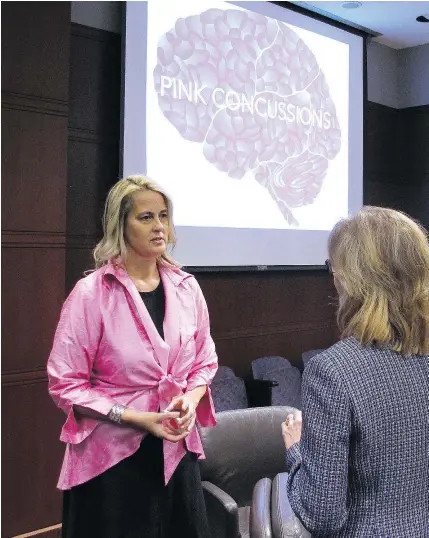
[286,337,429,538]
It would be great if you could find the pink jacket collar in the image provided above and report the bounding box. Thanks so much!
[101,262,193,373]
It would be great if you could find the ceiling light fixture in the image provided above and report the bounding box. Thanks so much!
[341,1,363,8]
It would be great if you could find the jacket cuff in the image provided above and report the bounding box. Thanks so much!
[193,385,217,428]
[286,442,301,472]
[59,398,115,444]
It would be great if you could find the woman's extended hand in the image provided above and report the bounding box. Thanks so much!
[121,409,190,442]
[281,411,303,449]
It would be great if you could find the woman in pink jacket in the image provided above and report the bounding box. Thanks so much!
[47,175,218,538]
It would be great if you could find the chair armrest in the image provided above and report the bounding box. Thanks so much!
[245,379,279,407]
[202,481,240,538]
[271,473,311,538]
[250,477,273,538]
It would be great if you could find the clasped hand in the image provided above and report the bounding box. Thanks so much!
[131,394,197,443]
[122,394,197,443]
[164,394,197,436]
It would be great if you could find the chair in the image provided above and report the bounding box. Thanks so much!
[199,406,298,538]
[270,473,312,538]
[211,366,249,412]
[301,349,325,369]
[251,357,302,409]
[252,356,291,380]
[211,366,279,412]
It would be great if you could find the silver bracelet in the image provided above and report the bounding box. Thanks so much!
[108,403,127,424]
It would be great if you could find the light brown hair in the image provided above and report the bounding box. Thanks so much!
[93,175,179,269]
[328,206,429,355]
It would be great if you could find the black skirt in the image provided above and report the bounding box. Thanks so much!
[62,434,210,538]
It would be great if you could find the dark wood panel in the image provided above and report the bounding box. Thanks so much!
[1,382,64,538]
[398,105,429,176]
[1,107,68,233]
[2,2,70,535]
[364,103,428,230]
[364,178,408,209]
[69,24,121,136]
[67,138,119,238]
[195,271,338,374]
[365,101,400,183]
[1,247,65,374]
[66,24,122,294]
[66,247,95,295]
[397,105,429,229]
[2,369,48,387]
[1,2,70,101]
[2,232,66,248]
[214,322,338,376]
[1,91,68,117]
[196,271,337,332]
[412,174,429,231]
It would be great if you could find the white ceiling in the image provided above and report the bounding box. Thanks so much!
[290,1,429,49]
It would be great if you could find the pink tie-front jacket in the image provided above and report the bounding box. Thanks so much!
[47,262,218,490]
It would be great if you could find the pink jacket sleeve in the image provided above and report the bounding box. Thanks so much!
[186,279,218,427]
[47,279,116,443]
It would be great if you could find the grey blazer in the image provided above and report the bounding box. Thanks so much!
[286,337,429,538]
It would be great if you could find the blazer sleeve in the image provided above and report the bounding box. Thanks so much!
[186,278,218,427]
[286,354,351,536]
[47,279,117,443]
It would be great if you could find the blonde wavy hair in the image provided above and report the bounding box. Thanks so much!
[328,206,429,355]
[93,175,180,269]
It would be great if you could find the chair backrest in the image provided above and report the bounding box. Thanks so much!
[211,366,248,412]
[252,357,302,409]
[252,356,292,380]
[199,406,295,507]
[301,348,325,368]
[213,365,237,380]
[270,368,302,409]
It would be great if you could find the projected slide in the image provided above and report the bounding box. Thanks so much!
[124,0,363,266]
[147,1,348,230]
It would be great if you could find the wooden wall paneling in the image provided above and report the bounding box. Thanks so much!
[69,25,121,137]
[364,101,401,207]
[1,107,68,233]
[196,271,338,374]
[398,105,429,176]
[2,2,70,536]
[1,247,66,374]
[67,136,120,238]
[2,381,65,538]
[413,177,429,231]
[67,138,107,239]
[364,102,429,230]
[66,247,95,295]
[66,24,121,293]
[1,2,70,101]
[365,101,400,182]
[397,105,429,229]
[363,177,409,210]
[213,322,338,377]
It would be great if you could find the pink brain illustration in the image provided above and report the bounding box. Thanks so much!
[153,8,341,225]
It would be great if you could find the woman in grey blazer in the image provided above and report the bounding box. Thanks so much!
[282,207,429,538]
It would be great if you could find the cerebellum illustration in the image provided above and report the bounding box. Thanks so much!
[153,8,341,225]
